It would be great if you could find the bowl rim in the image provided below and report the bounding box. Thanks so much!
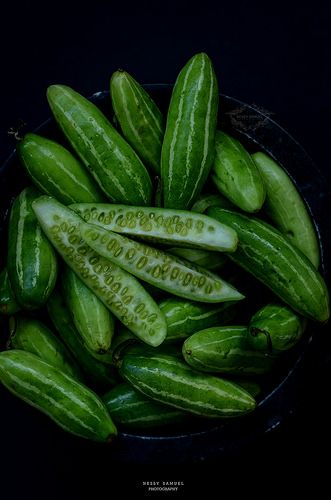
[0,86,329,461]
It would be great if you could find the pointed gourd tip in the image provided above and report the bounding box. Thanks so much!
[111,69,128,84]
[231,288,245,301]
[196,52,212,65]
[248,396,257,411]
[47,84,71,101]
[106,430,118,444]
[46,84,59,98]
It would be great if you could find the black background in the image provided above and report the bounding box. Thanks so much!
[1,2,330,496]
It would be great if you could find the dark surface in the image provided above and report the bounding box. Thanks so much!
[1,2,330,496]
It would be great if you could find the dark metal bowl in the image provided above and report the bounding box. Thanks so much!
[1,86,329,464]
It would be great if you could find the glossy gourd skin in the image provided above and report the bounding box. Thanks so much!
[0,350,117,442]
[8,316,82,380]
[159,298,237,343]
[119,351,256,418]
[182,326,275,374]
[161,53,219,209]
[7,187,58,310]
[110,70,164,174]
[212,131,266,213]
[103,382,186,428]
[248,303,305,352]
[47,290,118,388]
[47,85,153,206]
[17,133,105,205]
[61,266,115,356]
[252,151,320,268]
[207,207,330,323]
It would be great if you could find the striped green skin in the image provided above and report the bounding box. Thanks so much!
[161,52,219,209]
[7,187,58,310]
[47,85,152,206]
[0,268,20,315]
[252,152,320,268]
[0,350,117,442]
[17,133,105,205]
[33,197,167,347]
[47,290,117,388]
[103,383,186,428]
[182,326,275,375]
[212,131,266,213]
[80,223,244,303]
[191,193,236,213]
[248,303,305,352]
[168,248,227,271]
[110,70,164,174]
[159,298,238,343]
[119,352,256,417]
[70,203,238,252]
[61,266,115,355]
[8,316,82,380]
[207,208,330,323]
